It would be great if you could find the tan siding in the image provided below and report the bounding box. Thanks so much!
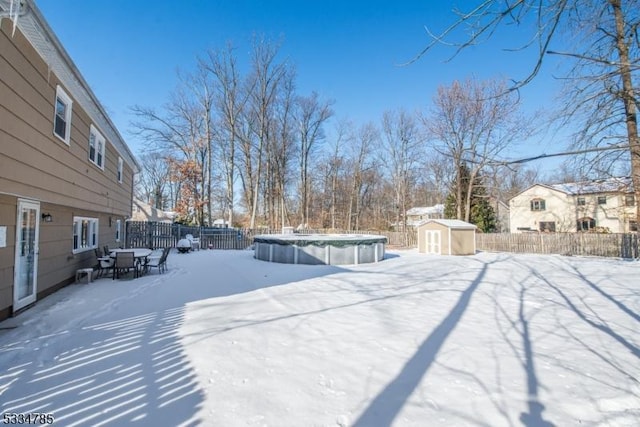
[0,195,17,312]
[0,19,135,319]
[440,224,451,255]
[451,229,475,255]
[36,204,124,289]
[0,20,51,96]
[0,197,128,316]
[1,24,132,217]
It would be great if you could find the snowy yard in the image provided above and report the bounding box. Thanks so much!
[0,249,638,426]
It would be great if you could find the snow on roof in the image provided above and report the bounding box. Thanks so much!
[418,219,477,229]
[550,176,633,195]
[406,204,444,216]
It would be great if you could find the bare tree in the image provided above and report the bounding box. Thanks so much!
[414,0,640,223]
[244,36,289,228]
[270,66,297,229]
[346,123,379,230]
[182,65,216,225]
[296,91,334,228]
[380,109,422,237]
[136,152,171,209]
[489,164,540,201]
[426,78,528,222]
[314,119,351,229]
[416,151,452,206]
[201,43,252,227]
[131,82,210,225]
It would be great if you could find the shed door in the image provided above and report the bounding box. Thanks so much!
[425,230,441,255]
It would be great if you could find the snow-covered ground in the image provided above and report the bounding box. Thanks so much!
[0,249,638,426]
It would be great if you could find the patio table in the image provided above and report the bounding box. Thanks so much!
[110,248,153,259]
[110,249,153,276]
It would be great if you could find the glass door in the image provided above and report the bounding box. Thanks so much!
[13,199,40,311]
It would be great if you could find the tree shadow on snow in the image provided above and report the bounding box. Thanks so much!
[352,257,494,427]
[510,257,640,427]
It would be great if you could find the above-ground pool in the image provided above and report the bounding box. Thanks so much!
[253,234,387,265]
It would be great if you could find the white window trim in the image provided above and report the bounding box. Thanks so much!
[117,157,124,183]
[115,219,122,242]
[531,199,546,211]
[54,85,73,145]
[88,125,106,169]
[72,216,99,254]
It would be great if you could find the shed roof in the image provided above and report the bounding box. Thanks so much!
[418,219,477,230]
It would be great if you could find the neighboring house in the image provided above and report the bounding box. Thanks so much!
[0,1,139,320]
[406,204,444,227]
[510,177,636,233]
[489,197,510,233]
[131,199,176,223]
[212,218,230,228]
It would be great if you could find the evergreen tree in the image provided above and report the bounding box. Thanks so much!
[470,197,497,233]
[443,192,457,219]
[444,163,496,232]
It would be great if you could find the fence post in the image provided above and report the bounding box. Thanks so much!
[146,221,153,249]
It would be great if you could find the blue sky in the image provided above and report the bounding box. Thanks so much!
[36,0,567,169]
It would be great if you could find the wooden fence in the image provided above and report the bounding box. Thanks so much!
[476,232,639,259]
[125,222,637,258]
[125,222,417,250]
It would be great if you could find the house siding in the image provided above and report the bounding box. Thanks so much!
[0,195,16,319]
[1,20,133,215]
[0,13,136,319]
[510,184,636,233]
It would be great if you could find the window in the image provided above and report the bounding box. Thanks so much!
[88,125,105,169]
[72,217,98,253]
[117,157,123,183]
[625,195,635,206]
[54,86,72,144]
[597,196,607,205]
[630,221,638,232]
[539,221,556,232]
[115,219,122,242]
[97,140,103,167]
[577,197,586,206]
[530,199,546,211]
[577,217,596,231]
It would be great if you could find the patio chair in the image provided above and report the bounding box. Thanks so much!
[139,248,161,275]
[95,248,114,278]
[146,247,170,274]
[112,251,138,279]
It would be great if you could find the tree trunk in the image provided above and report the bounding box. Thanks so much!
[610,0,640,225]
